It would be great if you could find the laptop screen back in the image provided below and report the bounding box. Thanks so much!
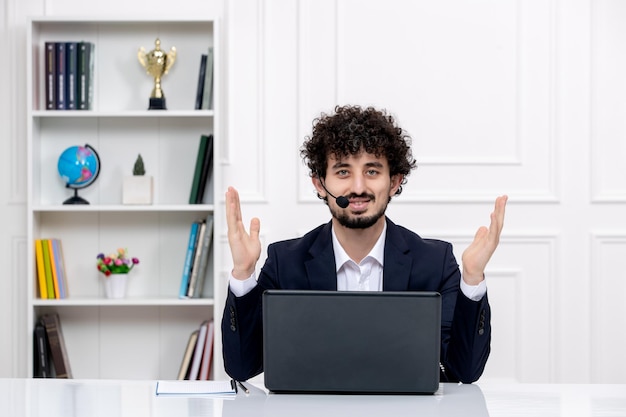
[262,290,441,394]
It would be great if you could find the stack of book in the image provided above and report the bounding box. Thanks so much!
[33,313,73,378]
[44,41,95,110]
[177,320,215,380]
[178,214,214,299]
[194,47,214,110]
[34,238,68,299]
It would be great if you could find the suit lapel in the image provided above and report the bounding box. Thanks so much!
[382,218,413,291]
[304,222,338,290]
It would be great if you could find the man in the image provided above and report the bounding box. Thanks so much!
[222,105,508,383]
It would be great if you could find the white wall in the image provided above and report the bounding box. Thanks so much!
[2,0,625,383]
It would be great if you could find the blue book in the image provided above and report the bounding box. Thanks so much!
[179,221,200,298]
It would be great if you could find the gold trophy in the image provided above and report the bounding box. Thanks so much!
[138,38,176,110]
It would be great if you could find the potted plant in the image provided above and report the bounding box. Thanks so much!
[96,248,140,298]
[123,153,154,204]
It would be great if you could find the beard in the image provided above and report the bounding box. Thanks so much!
[329,193,388,229]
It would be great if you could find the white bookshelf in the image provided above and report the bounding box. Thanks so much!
[26,17,221,380]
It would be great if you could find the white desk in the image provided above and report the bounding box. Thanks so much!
[1,378,625,417]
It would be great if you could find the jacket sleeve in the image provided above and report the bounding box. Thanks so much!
[438,243,491,383]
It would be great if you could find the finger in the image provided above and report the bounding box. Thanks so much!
[225,187,242,228]
[249,217,261,241]
[488,195,508,241]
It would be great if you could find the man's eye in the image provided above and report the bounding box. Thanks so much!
[366,170,379,176]
[337,170,349,176]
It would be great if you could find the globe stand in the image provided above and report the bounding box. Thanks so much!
[63,188,90,205]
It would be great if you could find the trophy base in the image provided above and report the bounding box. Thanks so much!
[149,97,167,110]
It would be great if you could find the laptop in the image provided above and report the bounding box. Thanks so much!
[262,290,441,394]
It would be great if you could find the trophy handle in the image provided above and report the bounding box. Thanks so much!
[137,47,147,69]
[164,47,177,74]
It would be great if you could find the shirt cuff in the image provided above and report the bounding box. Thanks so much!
[460,277,487,302]
[228,272,257,297]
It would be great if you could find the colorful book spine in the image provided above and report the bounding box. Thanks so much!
[189,214,213,298]
[189,135,209,204]
[40,314,73,378]
[179,221,200,298]
[44,42,56,110]
[41,239,55,299]
[201,47,214,110]
[194,54,207,110]
[198,320,214,380]
[188,320,208,380]
[195,134,214,204]
[65,42,78,110]
[51,239,67,299]
[47,239,61,300]
[78,41,95,110]
[33,322,51,378]
[177,330,199,380]
[186,221,207,298]
[55,42,66,109]
[34,239,48,299]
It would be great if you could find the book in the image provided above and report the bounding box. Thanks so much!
[201,47,214,110]
[34,239,48,299]
[189,214,213,298]
[189,135,210,204]
[179,221,200,298]
[194,54,207,110]
[65,42,78,110]
[186,221,207,298]
[41,239,55,299]
[44,42,56,110]
[156,380,236,396]
[195,134,214,204]
[188,321,209,380]
[77,41,95,110]
[40,313,73,378]
[198,320,214,380]
[47,239,61,299]
[51,239,68,299]
[55,42,66,109]
[177,329,199,380]
[33,322,51,378]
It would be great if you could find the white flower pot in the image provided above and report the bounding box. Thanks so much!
[123,176,153,205]
[104,274,128,299]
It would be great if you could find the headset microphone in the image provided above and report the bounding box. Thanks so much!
[319,179,350,209]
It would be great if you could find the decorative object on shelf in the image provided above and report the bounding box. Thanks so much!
[96,248,140,299]
[123,153,154,204]
[57,144,101,205]
[138,38,176,110]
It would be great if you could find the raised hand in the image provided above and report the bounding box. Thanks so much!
[225,186,262,280]
[461,195,508,285]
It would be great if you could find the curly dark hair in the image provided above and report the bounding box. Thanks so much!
[301,105,417,196]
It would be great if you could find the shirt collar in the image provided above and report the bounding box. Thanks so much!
[331,220,387,272]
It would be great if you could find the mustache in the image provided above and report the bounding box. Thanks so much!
[344,193,375,201]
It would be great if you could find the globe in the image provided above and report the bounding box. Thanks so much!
[57,144,101,205]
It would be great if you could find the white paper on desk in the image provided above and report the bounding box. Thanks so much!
[156,380,237,396]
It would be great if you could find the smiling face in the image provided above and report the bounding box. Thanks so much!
[314,151,403,229]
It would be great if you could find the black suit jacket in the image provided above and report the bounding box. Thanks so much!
[222,218,491,383]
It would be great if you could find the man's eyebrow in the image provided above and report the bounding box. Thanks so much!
[330,161,350,169]
[330,161,385,169]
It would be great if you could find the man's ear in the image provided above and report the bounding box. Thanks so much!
[390,175,403,196]
[312,175,326,197]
